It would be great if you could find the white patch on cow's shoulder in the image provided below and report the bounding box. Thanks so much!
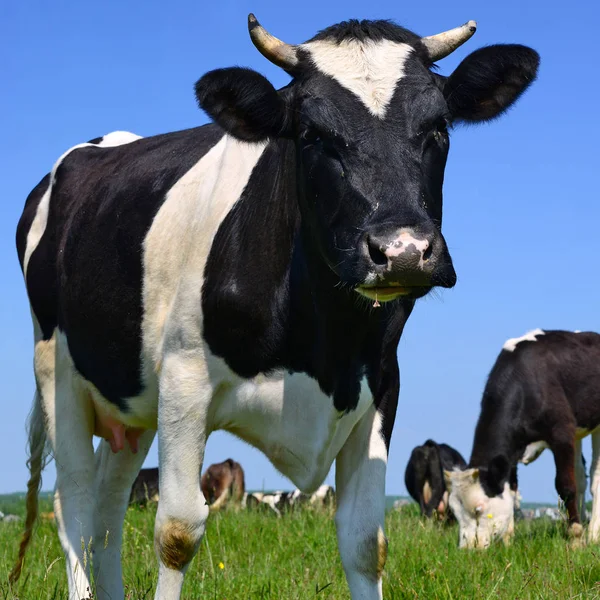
[23,131,142,277]
[141,136,268,392]
[502,328,545,352]
[302,39,413,118]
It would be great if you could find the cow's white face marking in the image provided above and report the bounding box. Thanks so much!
[302,39,413,118]
[520,440,548,464]
[502,328,545,352]
[23,131,142,277]
[446,469,514,549]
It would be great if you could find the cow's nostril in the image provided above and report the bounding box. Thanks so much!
[367,239,388,266]
[422,243,433,262]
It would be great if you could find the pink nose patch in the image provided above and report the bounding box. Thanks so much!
[383,231,429,266]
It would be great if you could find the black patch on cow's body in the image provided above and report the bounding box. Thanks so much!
[21,125,223,408]
[468,330,600,497]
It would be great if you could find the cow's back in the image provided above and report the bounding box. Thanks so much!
[437,444,467,472]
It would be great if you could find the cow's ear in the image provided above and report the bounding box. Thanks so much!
[443,44,539,123]
[487,455,509,482]
[488,455,510,483]
[479,455,510,496]
[195,67,290,142]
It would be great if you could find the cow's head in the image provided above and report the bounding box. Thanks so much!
[445,456,515,549]
[195,15,539,303]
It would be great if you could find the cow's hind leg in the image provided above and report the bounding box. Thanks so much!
[335,405,387,600]
[92,430,156,600]
[37,332,97,599]
[587,431,600,542]
[575,439,587,522]
[154,353,211,600]
[550,434,584,545]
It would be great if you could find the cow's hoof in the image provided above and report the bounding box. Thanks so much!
[568,523,585,548]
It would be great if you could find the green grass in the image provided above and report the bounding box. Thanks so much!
[1,499,600,599]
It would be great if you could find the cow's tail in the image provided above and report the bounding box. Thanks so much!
[10,391,49,584]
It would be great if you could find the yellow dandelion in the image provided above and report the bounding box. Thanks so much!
[218,561,225,570]
[487,514,493,519]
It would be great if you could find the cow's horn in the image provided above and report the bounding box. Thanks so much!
[421,21,477,61]
[248,14,298,70]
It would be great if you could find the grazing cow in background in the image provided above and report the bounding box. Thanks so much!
[445,330,599,549]
[244,485,334,515]
[405,439,466,518]
[309,484,336,509]
[201,459,245,510]
[129,460,247,508]
[12,11,539,600]
[129,467,160,504]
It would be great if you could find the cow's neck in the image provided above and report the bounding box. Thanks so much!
[468,403,528,469]
[201,137,409,411]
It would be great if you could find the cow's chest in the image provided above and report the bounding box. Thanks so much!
[209,363,373,492]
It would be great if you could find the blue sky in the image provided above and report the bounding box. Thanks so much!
[1,0,598,502]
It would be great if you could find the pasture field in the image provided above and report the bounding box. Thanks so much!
[1,495,600,599]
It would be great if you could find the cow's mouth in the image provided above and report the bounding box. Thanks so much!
[355,286,415,303]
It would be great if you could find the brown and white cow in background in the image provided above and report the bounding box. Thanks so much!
[12,12,538,600]
[446,330,598,549]
[201,459,245,511]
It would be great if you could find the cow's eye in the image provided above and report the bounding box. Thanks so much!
[435,118,448,133]
[433,119,449,141]
[301,128,322,145]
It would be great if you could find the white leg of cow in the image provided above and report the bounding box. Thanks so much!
[36,333,96,600]
[574,439,587,522]
[92,430,156,600]
[154,353,211,600]
[335,405,387,600]
[587,432,600,542]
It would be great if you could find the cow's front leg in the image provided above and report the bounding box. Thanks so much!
[335,405,388,600]
[154,352,212,600]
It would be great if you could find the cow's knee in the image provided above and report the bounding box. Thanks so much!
[155,518,203,571]
[555,474,577,505]
[338,520,387,583]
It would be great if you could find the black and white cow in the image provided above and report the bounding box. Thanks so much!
[405,439,466,518]
[246,484,335,516]
[11,13,538,600]
[445,330,598,549]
